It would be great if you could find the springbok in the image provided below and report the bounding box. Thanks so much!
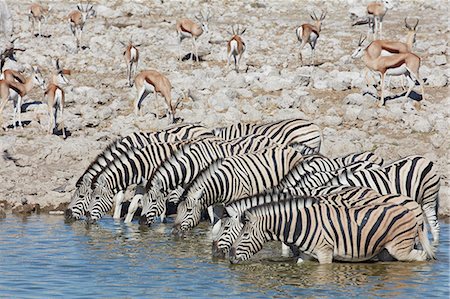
[29,3,51,37]
[45,59,71,138]
[134,70,183,123]
[295,10,326,66]
[0,38,25,73]
[351,35,425,109]
[227,25,246,73]
[176,9,211,62]
[367,0,394,39]
[0,66,45,129]
[68,2,96,49]
[121,40,140,87]
[365,17,420,89]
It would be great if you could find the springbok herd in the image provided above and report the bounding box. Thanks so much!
[0,1,445,265]
[0,0,431,134]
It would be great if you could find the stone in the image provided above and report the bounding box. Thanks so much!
[434,55,447,66]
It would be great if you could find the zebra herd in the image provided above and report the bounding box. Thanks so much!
[65,119,440,264]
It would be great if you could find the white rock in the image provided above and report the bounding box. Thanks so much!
[434,55,447,66]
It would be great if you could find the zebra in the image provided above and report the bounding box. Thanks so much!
[172,147,304,233]
[65,123,214,221]
[228,197,435,264]
[293,155,440,245]
[213,118,322,154]
[85,140,190,223]
[138,134,292,225]
[212,185,405,258]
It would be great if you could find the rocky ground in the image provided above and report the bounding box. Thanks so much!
[0,0,448,218]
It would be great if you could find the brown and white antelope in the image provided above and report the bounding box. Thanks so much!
[134,70,183,123]
[29,3,51,37]
[0,66,46,129]
[295,10,326,66]
[121,40,140,87]
[176,9,211,62]
[45,59,71,138]
[365,17,420,88]
[367,0,394,39]
[227,25,246,73]
[68,2,96,49]
[351,35,425,109]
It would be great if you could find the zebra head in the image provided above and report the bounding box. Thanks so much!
[212,214,243,258]
[140,180,166,226]
[65,175,93,221]
[173,189,204,233]
[229,210,265,264]
[86,176,114,223]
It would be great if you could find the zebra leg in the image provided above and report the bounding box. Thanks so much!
[124,194,143,223]
[315,249,334,264]
[207,206,214,224]
[124,184,146,223]
[281,243,291,257]
[112,191,125,219]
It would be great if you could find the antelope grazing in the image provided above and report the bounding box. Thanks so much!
[367,0,394,39]
[29,3,51,37]
[121,40,140,87]
[134,70,183,123]
[227,25,246,73]
[0,66,45,129]
[68,2,96,49]
[45,59,71,138]
[351,35,425,109]
[295,10,326,66]
[176,9,211,62]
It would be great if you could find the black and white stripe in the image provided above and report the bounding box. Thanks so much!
[229,195,435,264]
[325,155,441,245]
[214,118,322,154]
[86,140,190,222]
[139,134,290,225]
[65,124,213,220]
[172,147,304,232]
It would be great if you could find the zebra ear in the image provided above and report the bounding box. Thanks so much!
[240,210,254,224]
[192,188,204,200]
[225,206,237,218]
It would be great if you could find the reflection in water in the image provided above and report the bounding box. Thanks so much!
[0,215,448,298]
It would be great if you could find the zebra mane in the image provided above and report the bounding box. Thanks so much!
[75,137,123,187]
[178,157,226,201]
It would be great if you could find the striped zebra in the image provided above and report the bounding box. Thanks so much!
[212,186,424,258]
[229,197,435,264]
[172,147,304,233]
[86,140,189,222]
[213,118,322,154]
[66,123,212,221]
[294,155,440,245]
[138,134,291,225]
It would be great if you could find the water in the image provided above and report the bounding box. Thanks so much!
[0,215,449,298]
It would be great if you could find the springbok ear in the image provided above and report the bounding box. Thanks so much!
[77,4,82,11]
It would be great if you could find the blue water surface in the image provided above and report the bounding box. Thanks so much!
[0,215,449,298]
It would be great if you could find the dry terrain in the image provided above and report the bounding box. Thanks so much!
[0,0,448,218]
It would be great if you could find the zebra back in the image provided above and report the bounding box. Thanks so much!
[233,197,432,263]
[183,147,304,207]
[214,119,322,153]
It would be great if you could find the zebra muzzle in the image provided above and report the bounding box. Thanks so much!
[211,241,226,259]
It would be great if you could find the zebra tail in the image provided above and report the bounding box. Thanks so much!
[418,219,436,260]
